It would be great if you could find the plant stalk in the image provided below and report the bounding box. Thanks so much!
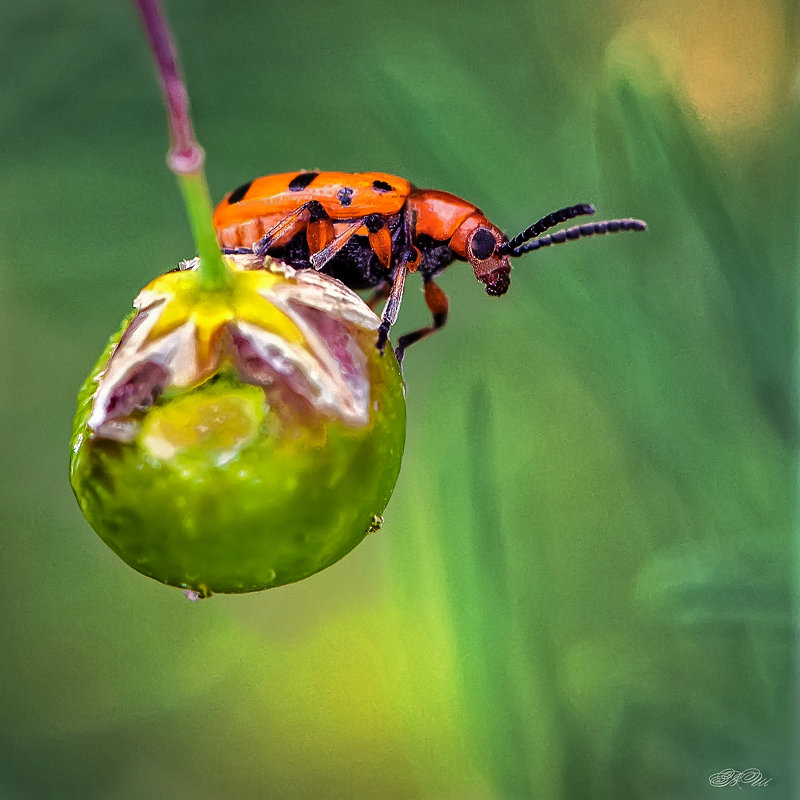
[133,0,230,291]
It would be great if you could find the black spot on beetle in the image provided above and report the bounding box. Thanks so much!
[337,187,354,207]
[372,179,393,193]
[227,180,253,204]
[288,172,319,191]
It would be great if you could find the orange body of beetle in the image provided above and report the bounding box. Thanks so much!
[213,170,645,360]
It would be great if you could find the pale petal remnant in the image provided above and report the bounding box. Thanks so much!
[86,257,381,441]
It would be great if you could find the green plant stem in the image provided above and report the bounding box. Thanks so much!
[178,170,231,291]
[133,0,231,291]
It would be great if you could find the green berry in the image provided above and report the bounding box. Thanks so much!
[70,257,406,595]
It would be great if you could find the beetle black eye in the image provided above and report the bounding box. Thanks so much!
[471,228,496,260]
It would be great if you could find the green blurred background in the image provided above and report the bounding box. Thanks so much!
[1,0,797,797]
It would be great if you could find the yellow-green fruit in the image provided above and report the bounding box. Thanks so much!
[69,257,406,595]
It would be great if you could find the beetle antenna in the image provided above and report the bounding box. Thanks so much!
[499,203,596,254]
[510,218,647,256]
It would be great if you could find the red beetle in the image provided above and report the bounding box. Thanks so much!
[213,171,646,361]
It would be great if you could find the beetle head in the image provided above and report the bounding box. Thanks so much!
[466,225,511,296]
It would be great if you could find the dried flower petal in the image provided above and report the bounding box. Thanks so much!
[87,256,381,441]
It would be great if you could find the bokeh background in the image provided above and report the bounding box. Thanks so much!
[1,0,797,797]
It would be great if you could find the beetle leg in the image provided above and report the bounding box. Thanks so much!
[364,214,393,269]
[390,201,422,274]
[309,218,368,270]
[376,265,409,354]
[400,200,417,252]
[305,203,335,255]
[394,279,450,363]
[253,200,328,257]
[365,283,391,311]
[400,245,421,273]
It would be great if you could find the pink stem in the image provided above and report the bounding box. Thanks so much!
[133,0,204,174]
